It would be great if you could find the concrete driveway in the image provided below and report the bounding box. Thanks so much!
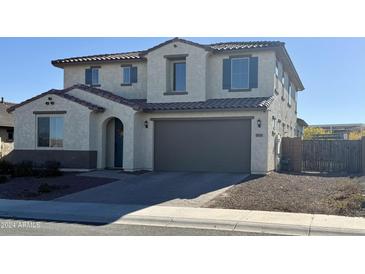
[56,171,248,207]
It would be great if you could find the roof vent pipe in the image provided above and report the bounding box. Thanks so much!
[1,97,3,104]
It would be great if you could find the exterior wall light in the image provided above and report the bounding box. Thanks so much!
[257,119,262,128]
[144,120,148,128]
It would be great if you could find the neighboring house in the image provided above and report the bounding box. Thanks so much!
[296,118,308,138]
[7,38,304,174]
[309,123,365,140]
[0,97,15,158]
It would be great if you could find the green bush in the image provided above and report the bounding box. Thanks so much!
[38,183,52,193]
[0,160,14,175]
[12,161,34,177]
[37,161,62,177]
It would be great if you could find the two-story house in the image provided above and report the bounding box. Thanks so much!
[7,38,304,174]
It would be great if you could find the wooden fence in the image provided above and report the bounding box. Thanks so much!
[281,137,365,174]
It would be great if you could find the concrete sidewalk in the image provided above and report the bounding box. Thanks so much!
[0,199,365,235]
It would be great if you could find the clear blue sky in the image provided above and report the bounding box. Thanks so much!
[1,37,364,125]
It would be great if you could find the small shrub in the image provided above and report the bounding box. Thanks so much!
[0,175,8,184]
[12,161,34,177]
[38,161,62,177]
[0,160,14,175]
[38,183,52,193]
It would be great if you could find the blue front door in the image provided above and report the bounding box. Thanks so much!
[114,119,123,168]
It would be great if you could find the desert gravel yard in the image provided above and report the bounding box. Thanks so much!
[204,172,365,217]
[0,173,116,201]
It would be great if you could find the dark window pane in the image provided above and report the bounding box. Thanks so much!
[174,62,186,91]
[50,117,64,147]
[231,58,249,89]
[123,67,131,84]
[38,117,50,147]
[91,68,99,85]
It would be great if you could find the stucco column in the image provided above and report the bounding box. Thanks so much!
[122,120,135,172]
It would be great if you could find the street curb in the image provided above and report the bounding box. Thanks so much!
[115,216,365,236]
[1,199,365,235]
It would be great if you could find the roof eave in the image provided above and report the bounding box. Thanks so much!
[142,106,268,113]
[276,46,305,91]
[51,57,147,68]
[141,37,212,56]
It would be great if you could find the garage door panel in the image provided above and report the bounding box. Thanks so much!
[154,119,251,173]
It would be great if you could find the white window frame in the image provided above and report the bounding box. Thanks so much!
[91,67,99,85]
[275,61,279,78]
[272,117,277,131]
[172,60,187,92]
[288,82,292,106]
[231,57,250,90]
[122,66,131,85]
[36,115,64,150]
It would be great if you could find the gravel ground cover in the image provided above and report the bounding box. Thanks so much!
[204,172,365,217]
[0,173,116,201]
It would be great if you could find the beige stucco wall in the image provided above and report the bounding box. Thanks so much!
[66,88,137,171]
[13,94,92,151]
[206,50,276,99]
[266,87,298,171]
[133,110,269,174]
[63,62,147,99]
[12,87,279,174]
[61,45,283,104]
[145,41,209,103]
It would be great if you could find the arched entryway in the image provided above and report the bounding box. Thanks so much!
[105,117,124,169]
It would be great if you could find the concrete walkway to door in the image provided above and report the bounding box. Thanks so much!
[56,171,248,207]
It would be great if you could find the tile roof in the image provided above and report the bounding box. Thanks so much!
[6,84,274,114]
[7,89,105,113]
[0,102,15,127]
[52,51,145,67]
[56,92,105,112]
[65,84,144,111]
[138,96,274,112]
[51,38,284,67]
[65,85,274,112]
[297,118,308,127]
[67,85,275,112]
[208,41,284,51]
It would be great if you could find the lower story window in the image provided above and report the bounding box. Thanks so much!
[37,116,64,148]
[6,129,13,141]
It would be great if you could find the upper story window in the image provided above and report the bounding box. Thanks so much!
[173,62,186,91]
[275,61,279,78]
[288,82,292,106]
[231,57,250,90]
[223,56,258,91]
[122,66,131,85]
[37,116,64,148]
[85,67,100,86]
[121,65,137,86]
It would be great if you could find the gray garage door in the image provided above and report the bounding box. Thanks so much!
[154,118,251,173]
